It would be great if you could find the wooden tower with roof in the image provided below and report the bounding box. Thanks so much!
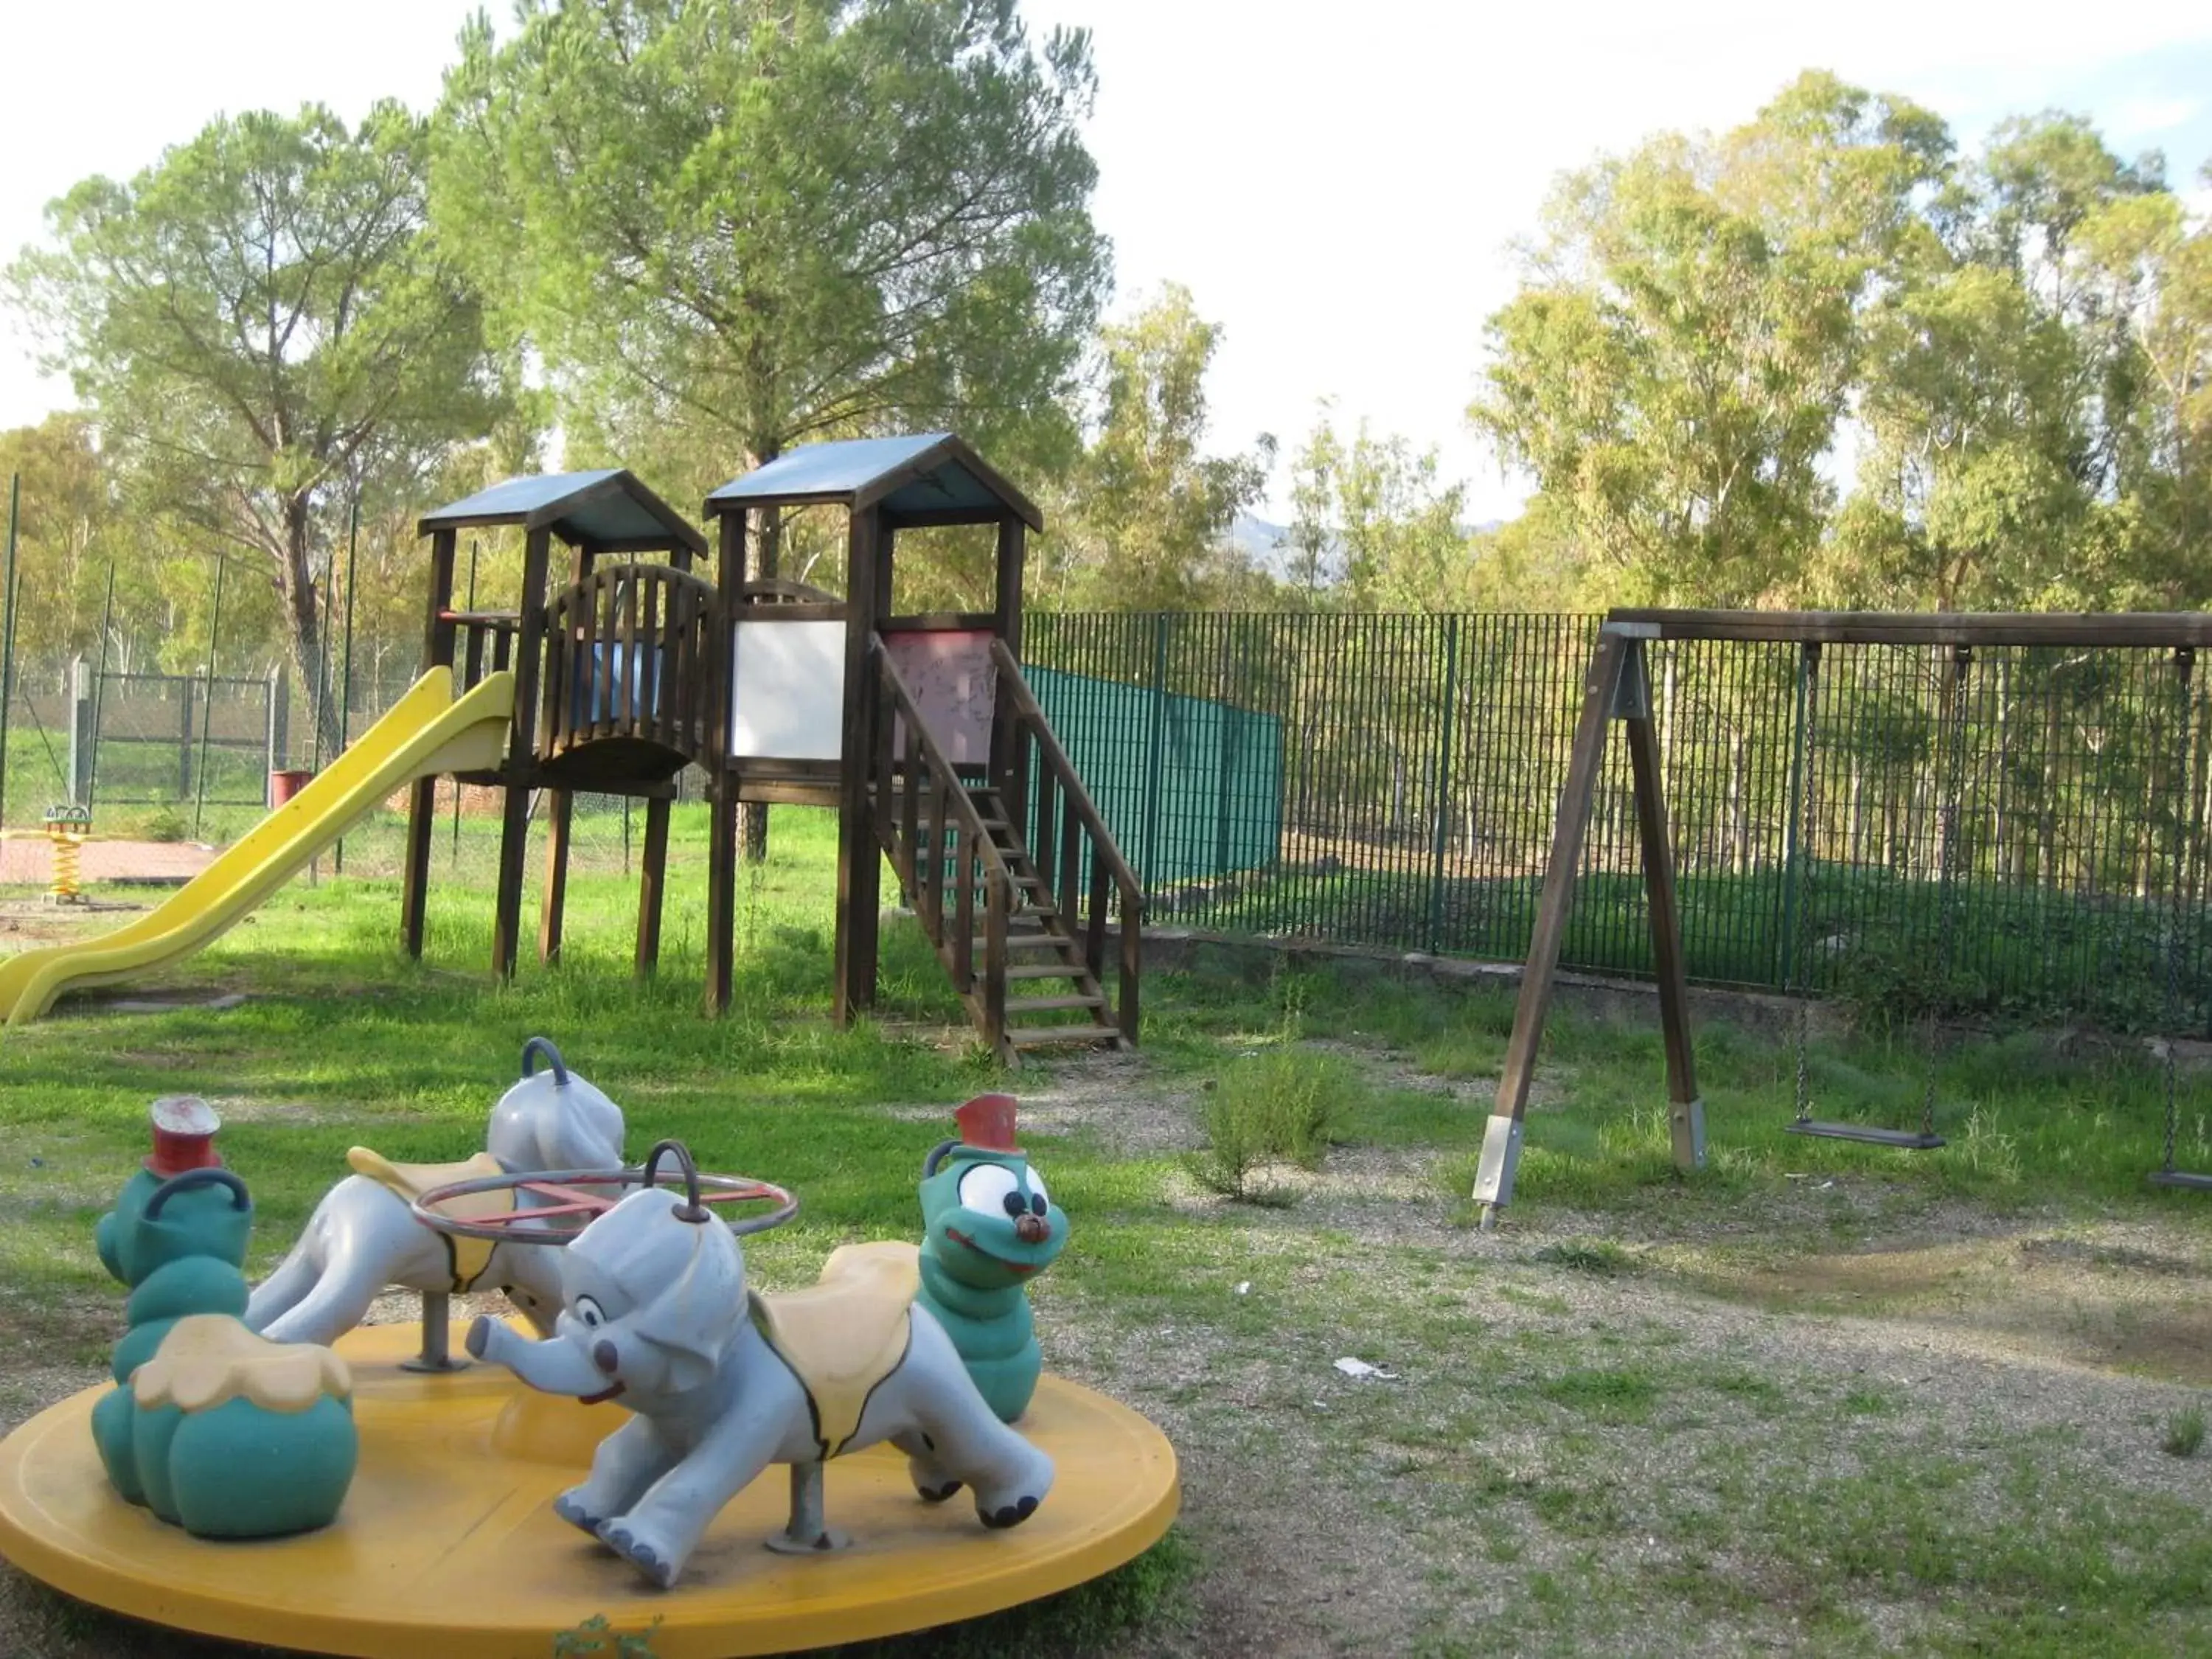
[401,469,712,980]
[398,437,1141,1062]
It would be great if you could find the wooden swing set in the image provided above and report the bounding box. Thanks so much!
[1475,608,2212,1228]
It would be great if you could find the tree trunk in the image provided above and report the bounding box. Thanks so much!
[279,493,339,764]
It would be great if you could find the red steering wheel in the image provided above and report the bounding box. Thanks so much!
[410,1138,799,1244]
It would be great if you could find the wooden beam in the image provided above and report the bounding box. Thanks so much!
[1476,628,1630,1226]
[490,525,552,981]
[1610,608,2212,649]
[636,794,670,977]
[705,510,744,1015]
[538,788,572,964]
[1622,652,1703,1172]
[401,529,461,960]
[833,509,885,1024]
[400,776,437,960]
[882,611,997,633]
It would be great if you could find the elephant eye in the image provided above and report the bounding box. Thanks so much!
[956,1164,1020,1217]
[574,1295,606,1328]
[1025,1169,1050,1211]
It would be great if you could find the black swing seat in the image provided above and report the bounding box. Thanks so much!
[1787,1120,1947,1150]
[2149,1169,2212,1192]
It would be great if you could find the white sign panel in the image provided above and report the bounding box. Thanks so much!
[730,620,846,760]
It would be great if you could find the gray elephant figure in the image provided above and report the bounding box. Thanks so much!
[246,1038,625,1346]
[466,1146,1053,1590]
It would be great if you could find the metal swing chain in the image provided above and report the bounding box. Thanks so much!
[2162,648,2196,1175]
[1792,644,1821,1126]
[1923,647,1971,1141]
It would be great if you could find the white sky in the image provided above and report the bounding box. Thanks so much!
[3,1,2209,522]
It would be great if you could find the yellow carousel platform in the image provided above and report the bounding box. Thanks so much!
[0,1323,1180,1659]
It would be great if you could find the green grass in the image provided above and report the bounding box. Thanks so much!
[7,809,2212,1656]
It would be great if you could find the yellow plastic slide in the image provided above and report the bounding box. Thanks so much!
[0,669,515,1027]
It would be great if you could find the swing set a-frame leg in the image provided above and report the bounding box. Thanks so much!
[1475,622,1705,1230]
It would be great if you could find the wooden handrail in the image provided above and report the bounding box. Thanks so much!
[875,647,1011,883]
[988,637,1142,1044]
[989,639,1142,900]
[873,642,1015,1048]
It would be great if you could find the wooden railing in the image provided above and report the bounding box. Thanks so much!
[990,639,1143,1042]
[540,563,717,766]
[444,611,518,698]
[872,644,1018,1050]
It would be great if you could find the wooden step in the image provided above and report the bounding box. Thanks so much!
[1006,1025,1121,1051]
[1005,963,1088,981]
[968,933,1078,953]
[1006,993,1108,1015]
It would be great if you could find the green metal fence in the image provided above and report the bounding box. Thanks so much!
[1023,612,2212,1035]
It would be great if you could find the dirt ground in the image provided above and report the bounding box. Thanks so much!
[4,1048,2211,1657]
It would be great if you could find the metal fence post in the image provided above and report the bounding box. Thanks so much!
[68,656,93,803]
[1139,612,1170,888]
[1427,614,1461,953]
[0,473,19,830]
[1779,641,1814,992]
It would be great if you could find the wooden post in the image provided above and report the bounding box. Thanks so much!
[704,510,744,1013]
[402,528,459,959]
[538,788,572,964]
[1475,626,1632,1228]
[636,793,671,976]
[833,508,883,1024]
[1621,642,1704,1172]
[490,526,551,980]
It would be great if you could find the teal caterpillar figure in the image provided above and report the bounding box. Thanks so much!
[90,1097,357,1540]
[914,1093,1067,1423]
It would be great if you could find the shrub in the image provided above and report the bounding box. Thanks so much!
[1186,1047,1363,1203]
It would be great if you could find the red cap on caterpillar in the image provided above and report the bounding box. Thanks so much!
[146,1095,223,1177]
[953,1093,1020,1152]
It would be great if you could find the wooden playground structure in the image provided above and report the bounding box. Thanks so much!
[399,435,1142,1062]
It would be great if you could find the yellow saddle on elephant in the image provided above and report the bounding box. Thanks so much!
[751,1242,921,1458]
[347,1148,513,1292]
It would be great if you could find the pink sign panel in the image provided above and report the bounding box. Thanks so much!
[883,630,996,766]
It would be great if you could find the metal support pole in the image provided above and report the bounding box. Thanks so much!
[453,539,479,867]
[191,550,227,839]
[0,473,21,830]
[86,562,115,811]
[765,1461,849,1553]
[399,1290,467,1374]
[335,493,359,874]
[1426,614,1461,953]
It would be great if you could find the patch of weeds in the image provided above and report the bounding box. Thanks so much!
[1185,1046,1368,1203]
[1532,1237,1635,1276]
[553,1614,663,1656]
[1843,1385,1901,1416]
[1537,1366,1660,1423]
[2162,1406,2205,1458]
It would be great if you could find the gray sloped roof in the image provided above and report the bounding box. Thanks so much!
[419,470,707,555]
[705,434,1042,531]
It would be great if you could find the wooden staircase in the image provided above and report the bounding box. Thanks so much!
[872,639,1141,1064]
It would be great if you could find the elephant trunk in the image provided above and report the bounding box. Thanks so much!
[466,1318,615,1399]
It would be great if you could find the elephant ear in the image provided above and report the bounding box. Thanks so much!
[631,1222,745,1394]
